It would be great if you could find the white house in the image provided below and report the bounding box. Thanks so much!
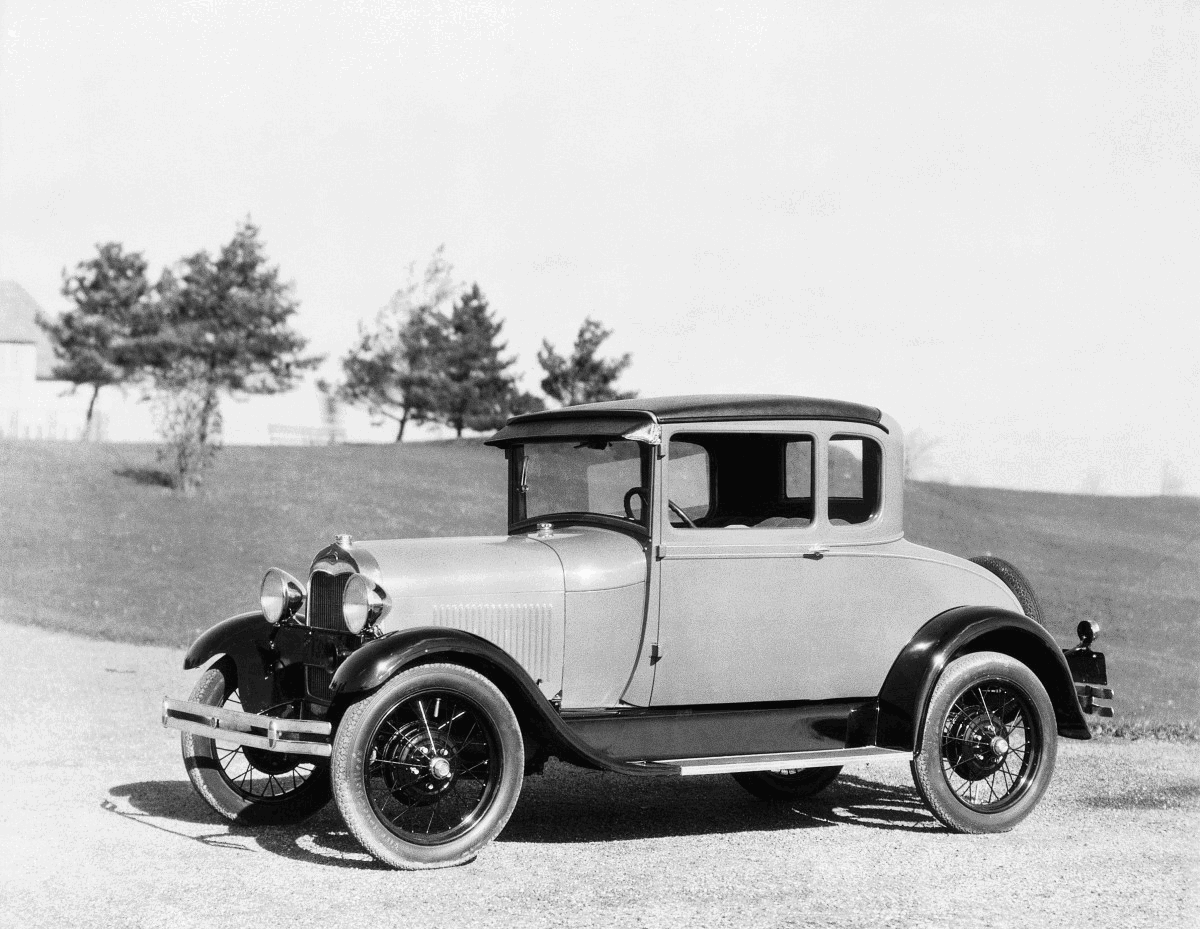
[0,280,103,440]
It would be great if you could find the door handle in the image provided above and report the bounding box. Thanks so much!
[803,545,828,560]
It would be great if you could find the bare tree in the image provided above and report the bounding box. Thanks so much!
[331,248,457,441]
[904,427,942,480]
[1161,460,1185,496]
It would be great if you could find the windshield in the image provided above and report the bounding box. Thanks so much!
[513,439,649,528]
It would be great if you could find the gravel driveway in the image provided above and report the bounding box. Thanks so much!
[1,620,1196,929]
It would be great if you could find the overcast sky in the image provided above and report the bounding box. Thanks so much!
[2,1,1197,494]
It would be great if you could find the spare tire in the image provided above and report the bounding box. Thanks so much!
[969,554,1044,625]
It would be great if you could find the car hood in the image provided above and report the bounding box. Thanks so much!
[350,535,565,599]
[341,527,648,600]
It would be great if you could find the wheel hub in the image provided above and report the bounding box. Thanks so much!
[946,715,1009,780]
[375,721,465,804]
[243,746,302,775]
[242,701,305,775]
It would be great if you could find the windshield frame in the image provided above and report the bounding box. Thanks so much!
[506,439,655,539]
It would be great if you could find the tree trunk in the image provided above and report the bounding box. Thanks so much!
[197,385,218,449]
[395,408,410,442]
[83,385,100,440]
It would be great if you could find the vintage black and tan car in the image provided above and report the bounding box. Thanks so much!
[163,395,1113,868]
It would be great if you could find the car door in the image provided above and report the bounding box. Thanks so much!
[648,424,896,706]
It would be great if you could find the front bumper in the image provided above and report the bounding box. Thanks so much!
[162,697,333,758]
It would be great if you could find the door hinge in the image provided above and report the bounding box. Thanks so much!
[650,642,664,664]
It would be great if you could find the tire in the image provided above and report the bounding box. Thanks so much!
[331,663,525,870]
[970,554,1044,624]
[912,651,1056,833]
[731,766,842,801]
[182,657,332,825]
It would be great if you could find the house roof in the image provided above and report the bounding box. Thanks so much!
[0,281,56,378]
[487,394,885,445]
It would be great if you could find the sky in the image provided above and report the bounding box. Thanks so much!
[1,0,1197,494]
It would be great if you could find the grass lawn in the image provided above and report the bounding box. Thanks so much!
[1,439,1196,725]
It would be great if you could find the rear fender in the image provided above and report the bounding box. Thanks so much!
[877,605,1090,752]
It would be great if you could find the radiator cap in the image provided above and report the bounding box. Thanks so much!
[334,533,353,547]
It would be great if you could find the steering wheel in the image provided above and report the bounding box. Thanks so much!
[623,489,697,528]
[623,487,648,520]
[668,500,696,528]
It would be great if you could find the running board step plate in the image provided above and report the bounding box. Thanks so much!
[630,747,913,776]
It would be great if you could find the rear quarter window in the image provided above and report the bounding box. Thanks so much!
[828,436,882,525]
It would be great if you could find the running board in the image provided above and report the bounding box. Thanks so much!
[629,747,912,776]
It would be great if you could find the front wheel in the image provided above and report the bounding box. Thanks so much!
[181,657,331,825]
[912,651,1056,833]
[331,663,525,869]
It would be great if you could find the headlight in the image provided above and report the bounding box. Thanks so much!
[260,568,305,624]
[343,573,384,635]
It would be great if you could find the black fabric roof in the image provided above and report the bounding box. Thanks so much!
[487,394,884,445]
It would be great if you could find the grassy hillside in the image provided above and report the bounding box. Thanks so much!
[1,440,1196,723]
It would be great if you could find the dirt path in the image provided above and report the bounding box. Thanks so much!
[1,620,1197,929]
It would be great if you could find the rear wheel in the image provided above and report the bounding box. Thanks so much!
[912,651,1056,833]
[181,657,331,825]
[331,663,524,869]
[732,766,842,801]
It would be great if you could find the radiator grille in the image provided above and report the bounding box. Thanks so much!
[308,572,350,632]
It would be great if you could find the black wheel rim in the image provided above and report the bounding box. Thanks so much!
[939,678,1040,812]
[212,689,318,802]
[364,689,501,846]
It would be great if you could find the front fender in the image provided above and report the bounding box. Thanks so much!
[329,626,545,698]
[877,605,1090,752]
[329,627,664,777]
[183,611,307,713]
[184,611,272,670]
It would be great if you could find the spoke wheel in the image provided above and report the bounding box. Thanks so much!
[940,682,1035,812]
[912,651,1056,833]
[732,766,842,801]
[365,691,499,845]
[332,663,524,869]
[214,691,319,800]
[182,657,331,825]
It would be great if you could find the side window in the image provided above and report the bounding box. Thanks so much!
[828,436,882,525]
[669,433,814,529]
[668,440,711,525]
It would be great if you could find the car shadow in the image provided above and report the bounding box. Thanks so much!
[104,780,387,870]
[499,770,941,843]
[105,769,941,868]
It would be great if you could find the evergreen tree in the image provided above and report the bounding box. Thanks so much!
[538,317,635,406]
[430,284,522,437]
[38,242,152,434]
[143,219,321,491]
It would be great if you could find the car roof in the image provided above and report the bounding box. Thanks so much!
[487,394,885,445]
